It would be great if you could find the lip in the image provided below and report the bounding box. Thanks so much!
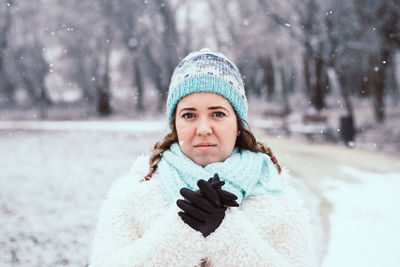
[194,142,216,152]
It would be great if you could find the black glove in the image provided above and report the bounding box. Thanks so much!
[177,174,239,237]
[177,181,227,237]
[204,173,239,207]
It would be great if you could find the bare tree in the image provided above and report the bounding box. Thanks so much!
[113,0,146,112]
[9,1,52,117]
[48,0,104,114]
[155,0,180,109]
[354,0,400,122]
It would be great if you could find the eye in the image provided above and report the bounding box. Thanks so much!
[212,111,226,118]
[182,113,196,119]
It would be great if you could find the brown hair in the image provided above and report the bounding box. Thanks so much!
[144,112,281,180]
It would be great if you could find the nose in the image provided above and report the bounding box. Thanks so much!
[196,117,212,136]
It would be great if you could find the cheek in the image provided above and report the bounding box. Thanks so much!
[218,119,237,137]
[226,130,238,145]
[222,122,238,144]
[176,122,194,143]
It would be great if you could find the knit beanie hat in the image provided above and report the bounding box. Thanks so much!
[166,48,248,124]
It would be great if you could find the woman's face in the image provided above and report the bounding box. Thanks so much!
[175,92,239,166]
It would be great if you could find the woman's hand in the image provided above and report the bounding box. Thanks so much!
[176,175,239,237]
[205,173,239,207]
[177,187,226,237]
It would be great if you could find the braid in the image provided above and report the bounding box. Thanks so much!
[147,133,176,176]
[236,119,282,174]
[145,116,178,180]
[255,141,282,174]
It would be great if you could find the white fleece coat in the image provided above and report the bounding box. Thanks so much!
[89,155,317,267]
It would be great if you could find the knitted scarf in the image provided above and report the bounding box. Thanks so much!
[158,143,282,205]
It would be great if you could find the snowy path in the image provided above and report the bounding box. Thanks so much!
[260,132,400,267]
[1,122,400,266]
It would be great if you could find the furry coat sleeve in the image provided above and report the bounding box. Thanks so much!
[89,156,207,267]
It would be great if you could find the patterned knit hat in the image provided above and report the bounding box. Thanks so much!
[167,48,248,124]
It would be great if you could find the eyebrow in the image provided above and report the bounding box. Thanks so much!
[178,106,230,115]
[208,106,229,112]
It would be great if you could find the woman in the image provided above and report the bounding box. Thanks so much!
[89,48,317,266]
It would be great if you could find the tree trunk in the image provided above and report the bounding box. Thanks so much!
[338,70,354,117]
[0,0,12,74]
[207,0,224,49]
[280,67,291,115]
[97,88,112,116]
[371,48,389,123]
[0,0,14,103]
[0,43,5,77]
[156,0,178,111]
[39,87,48,119]
[261,57,275,101]
[133,58,144,113]
[327,67,353,117]
[303,46,312,98]
[1,77,16,105]
[97,46,112,116]
[38,74,52,119]
[143,46,166,111]
[158,89,169,112]
[97,0,113,116]
[392,50,400,105]
[313,54,325,110]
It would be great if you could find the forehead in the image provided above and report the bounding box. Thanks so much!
[177,92,232,108]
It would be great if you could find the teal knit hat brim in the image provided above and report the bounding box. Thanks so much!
[167,76,247,125]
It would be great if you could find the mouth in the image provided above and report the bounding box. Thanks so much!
[194,143,217,152]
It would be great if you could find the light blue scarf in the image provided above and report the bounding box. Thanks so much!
[158,143,282,205]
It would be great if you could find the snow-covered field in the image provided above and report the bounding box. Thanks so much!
[322,166,400,267]
[0,123,165,266]
[1,121,399,266]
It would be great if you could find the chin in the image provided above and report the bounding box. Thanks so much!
[194,157,217,167]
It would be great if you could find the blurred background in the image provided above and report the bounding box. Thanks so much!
[1,0,399,266]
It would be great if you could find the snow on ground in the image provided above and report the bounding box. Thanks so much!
[288,174,327,264]
[0,126,164,266]
[0,120,167,132]
[322,166,400,267]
